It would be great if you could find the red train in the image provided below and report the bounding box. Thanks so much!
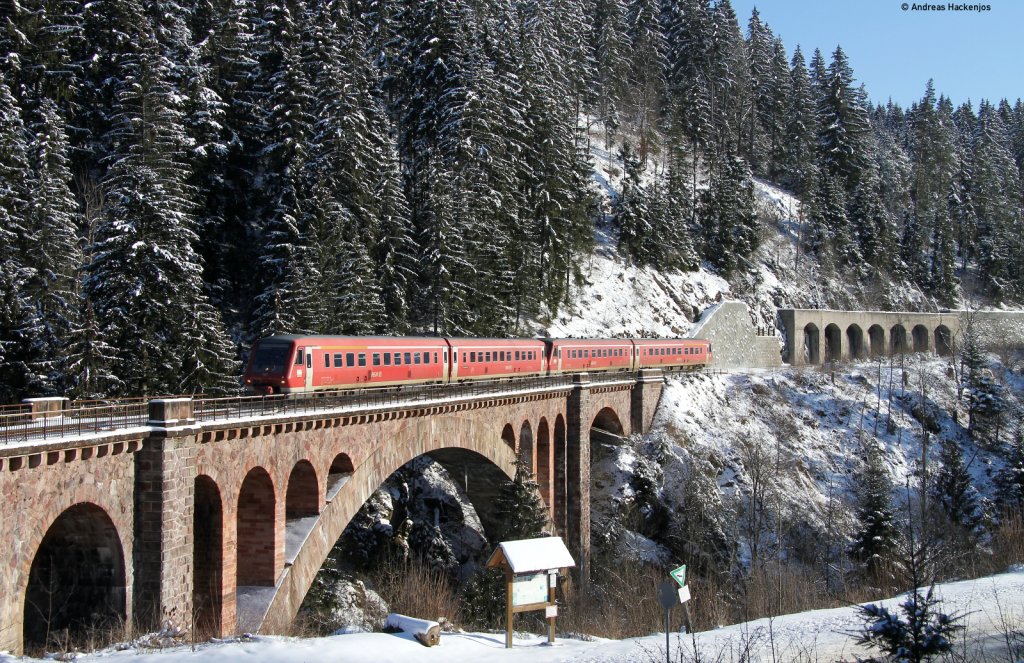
[243,335,712,394]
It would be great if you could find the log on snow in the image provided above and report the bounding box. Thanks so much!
[384,613,441,647]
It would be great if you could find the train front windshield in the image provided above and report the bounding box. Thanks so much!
[250,342,291,375]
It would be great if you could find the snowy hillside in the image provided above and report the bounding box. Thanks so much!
[543,125,939,342]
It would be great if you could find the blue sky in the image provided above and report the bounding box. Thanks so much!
[728,0,1023,108]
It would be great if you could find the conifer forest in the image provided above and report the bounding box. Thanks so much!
[1,0,1023,403]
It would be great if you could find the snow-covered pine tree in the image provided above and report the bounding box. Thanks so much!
[700,149,758,276]
[85,26,238,395]
[613,141,653,265]
[623,0,665,161]
[931,438,984,547]
[494,457,550,542]
[21,98,84,395]
[62,299,122,399]
[971,100,1023,302]
[816,46,872,195]
[0,0,85,115]
[246,0,317,341]
[590,0,630,140]
[780,46,819,198]
[0,78,36,402]
[707,0,749,156]
[995,425,1024,513]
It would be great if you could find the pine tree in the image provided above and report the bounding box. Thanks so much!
[849,444,900,582]
[700,149,758,276]
[493,458,550,542]
[20,98,84,394]
[780,46,819,198]
[816,46,872,193]
[931,438,983,541]
[614,141,653,264]
[85,28,238,395]
[0,78,36,402]
[995,425,1024,512]
[971,101,1023,301]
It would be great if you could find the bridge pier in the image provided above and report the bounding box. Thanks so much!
[133,400,198,632]
[565,374,593,584]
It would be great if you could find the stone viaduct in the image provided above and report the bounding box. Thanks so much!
[778,308,1024,366]
[0,370,664,655]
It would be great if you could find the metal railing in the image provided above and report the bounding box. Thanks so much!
[194,374,579,424]
[0,402,149,446]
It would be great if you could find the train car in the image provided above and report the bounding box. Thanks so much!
[546,338,635,374]
[244,335,450,393]
[633,338,712,371]
[449,338,547,381]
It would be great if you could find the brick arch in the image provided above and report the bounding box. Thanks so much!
[23,502,127,651]
[501,423,516,450]
[193,475,223,637]
[553,415,568,534]
[12,466,135,656]
[519,420,534,471]
[236,467,276,588]
[285,460,320,519]
[536,418,552,515]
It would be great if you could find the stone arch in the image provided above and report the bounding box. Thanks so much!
[23,503,127,651]
[536,418,552,516]
[193,476,223,637]
[803,323,821,364]
[912,324,930,353]
[426,447,514,544]
[824,323,842,363]
[846,324,865,361]
[590,406,626,465]
[237,467,276,588]
[285,460,319,519]
[553,415,568,535]
[519,420,534,472]
[868,325,886,357]
[891,324,909,354]
[501,424,516,450]
[326,453,354,501]
[935,325,953,356]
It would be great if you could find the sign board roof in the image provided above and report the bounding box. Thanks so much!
[486,536,576,574]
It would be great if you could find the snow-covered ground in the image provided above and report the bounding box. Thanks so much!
[13,568,1022,663]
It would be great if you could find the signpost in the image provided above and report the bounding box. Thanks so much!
[659,564,693,663]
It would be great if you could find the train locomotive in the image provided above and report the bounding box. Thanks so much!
[243,334,712,394]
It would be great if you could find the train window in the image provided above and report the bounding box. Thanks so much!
[325,354,330,368]
[383,353,392,366]
[470,351,476,362]
[414,352,421,365]
[515,351,520,360]
[295,348,304,365]
[404,352,411,365]
[332,353,341,367]
[358,353,366,367]
[486,351,491,362]
[373,353,381,366]
[346,352,355,367]
[423,352,430,365]
[443,351,447,364]
[395,353,402,366]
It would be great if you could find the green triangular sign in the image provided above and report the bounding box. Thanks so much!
[670,564,686,588]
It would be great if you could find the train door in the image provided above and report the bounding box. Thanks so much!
[450,346,459,381]
[304,346,317,390]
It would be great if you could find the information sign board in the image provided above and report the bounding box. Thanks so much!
[512,572,549,606]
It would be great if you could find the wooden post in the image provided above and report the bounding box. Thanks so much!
[505,569,514,649]
[547,572,556,644]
